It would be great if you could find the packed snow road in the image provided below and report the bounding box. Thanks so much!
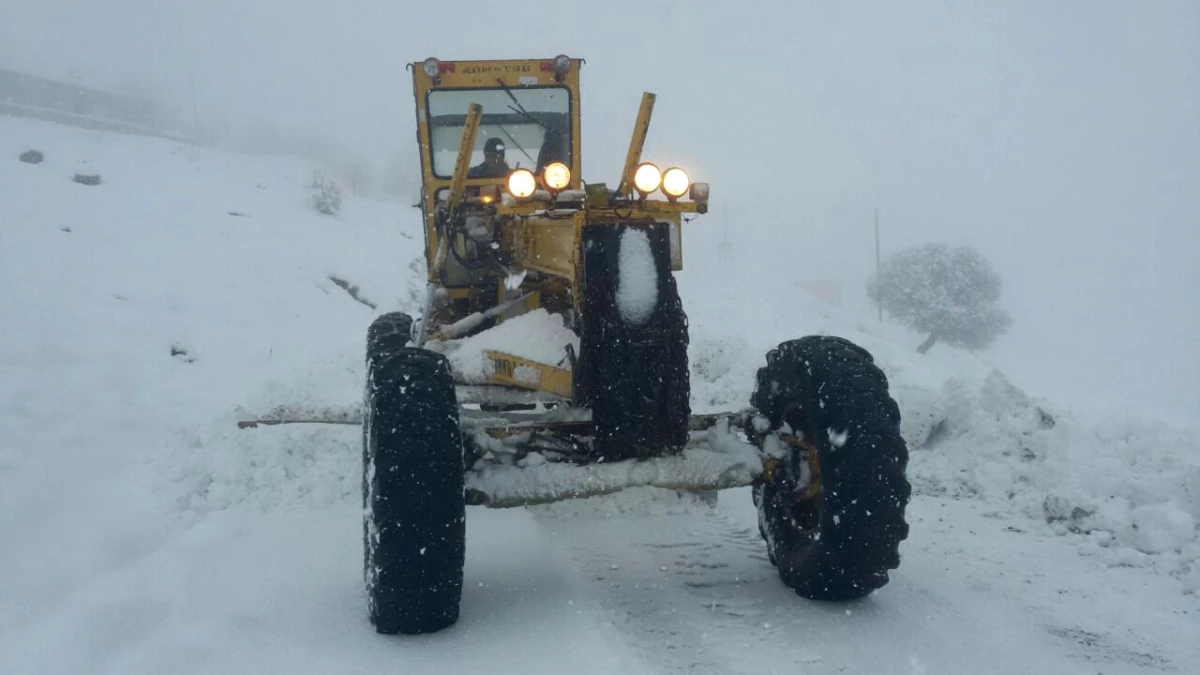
[3,480,1195,674]
[533,490,1197,675]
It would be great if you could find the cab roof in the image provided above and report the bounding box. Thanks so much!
[411,56,580,89]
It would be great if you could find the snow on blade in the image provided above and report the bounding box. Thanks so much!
[236,403,361,427]
[430,308,579,383]
[467,421,762,508]
[615,228,658,325]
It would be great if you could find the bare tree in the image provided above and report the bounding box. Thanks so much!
[868,243,1012,354]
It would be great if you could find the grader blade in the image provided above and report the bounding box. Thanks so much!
[464,416,764,508]
[235,385,578,429]
[236,403,360,429]
[483,350,573,398]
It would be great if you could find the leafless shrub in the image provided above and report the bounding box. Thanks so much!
[310,169,342,216]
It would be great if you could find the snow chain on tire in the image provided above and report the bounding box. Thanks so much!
[366,311,414,357]
[363,313,465,634]
[362,312,414,593]
[575,223,690,461]
[751,336,911,600]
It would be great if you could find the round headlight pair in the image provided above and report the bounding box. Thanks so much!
[508,169,537,199]
[632,162,690,199]
[662,168,691,199]
[507,162,571,199]
[542,162,571,191]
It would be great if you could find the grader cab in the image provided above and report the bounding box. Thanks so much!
[240,56,911,636]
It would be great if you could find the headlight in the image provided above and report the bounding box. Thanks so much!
[422,57,440,78]
[554,54,571,76]
[542,162,571,191]
[633,163,662,195]
[507,169,537,199]
[662,168,690,199]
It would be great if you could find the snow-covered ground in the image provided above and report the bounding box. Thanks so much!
[2,117,1198,674]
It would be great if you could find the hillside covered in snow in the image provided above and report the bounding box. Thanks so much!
[2,118,1198,674]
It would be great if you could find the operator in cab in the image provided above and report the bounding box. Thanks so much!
[468,138,510,178]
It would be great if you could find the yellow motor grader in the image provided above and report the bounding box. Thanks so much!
[241,56,910,635]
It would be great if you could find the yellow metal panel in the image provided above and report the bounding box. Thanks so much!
[483,350,574,398]
[643,200,703,215]
[617,92,656,197]
[446,103,483,215]
[417,59,568,88]
[512,216,580,281]
[491,199,701,218]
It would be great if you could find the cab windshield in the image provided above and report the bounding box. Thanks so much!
[426,86,571,179]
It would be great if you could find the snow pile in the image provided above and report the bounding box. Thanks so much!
[432,308,579,383]
[902,370,1200,568]
[161,415,361,522]
[1127,504,1197,554]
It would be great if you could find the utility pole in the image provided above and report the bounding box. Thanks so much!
[875,207,882,323]
[718,202,733,264]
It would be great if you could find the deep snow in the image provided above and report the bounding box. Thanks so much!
[2,117,1198,674]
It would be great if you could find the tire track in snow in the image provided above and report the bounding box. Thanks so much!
[531,491,824,674]
[531,490,1200,675]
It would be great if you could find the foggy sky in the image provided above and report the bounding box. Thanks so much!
[3,0,1198,419]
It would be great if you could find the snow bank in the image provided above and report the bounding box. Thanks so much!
[0,117,421,527]
[900,369,1200,569]
[677,238,1200,583]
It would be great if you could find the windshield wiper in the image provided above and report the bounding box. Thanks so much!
[495,124,535,166]
[485,78,538,166]
[496,78,561,138]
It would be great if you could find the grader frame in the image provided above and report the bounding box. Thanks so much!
[238,56,764,508]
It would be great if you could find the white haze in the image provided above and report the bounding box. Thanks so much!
[3,0,1197,419]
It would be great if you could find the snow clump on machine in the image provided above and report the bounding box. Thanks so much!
[616,228,658,325]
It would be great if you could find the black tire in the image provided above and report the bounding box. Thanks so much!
[750,336,910,600]
[367,312,413,358]
[362,312,416,588]
[575,223,690,461]
[363,340,465,634]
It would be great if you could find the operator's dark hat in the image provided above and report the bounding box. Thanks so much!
[484,137,505,154]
